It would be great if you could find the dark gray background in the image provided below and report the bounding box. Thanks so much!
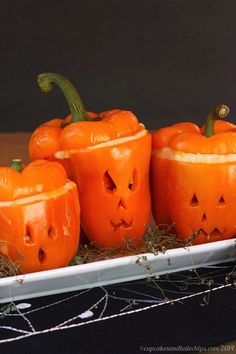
[0,0,236,131]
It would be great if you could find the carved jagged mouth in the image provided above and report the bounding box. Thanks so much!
[197,228,224,240]
[110,219,133,231]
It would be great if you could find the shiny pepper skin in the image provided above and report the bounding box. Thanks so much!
[151,105,236,244]
[29,73,151,246]
[0,159,80,273]
[30,111,151,247]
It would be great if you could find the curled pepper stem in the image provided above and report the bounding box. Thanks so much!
[37,73,90,123]
[204,104,230,137]
[11,159,23,172]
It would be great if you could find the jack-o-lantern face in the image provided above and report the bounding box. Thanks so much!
[29,73,152,246]
[0,160,80,273]
[62,132,151,246]
[151,109,236,245]
[152,157,236,244]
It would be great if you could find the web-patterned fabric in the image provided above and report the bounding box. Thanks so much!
[0,263,235,345]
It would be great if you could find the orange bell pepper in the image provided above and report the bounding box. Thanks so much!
[0,159,80,273]
[29,73,151,246]
[151,104,236,244]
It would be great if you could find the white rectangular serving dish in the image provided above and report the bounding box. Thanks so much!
[0,238,236,304]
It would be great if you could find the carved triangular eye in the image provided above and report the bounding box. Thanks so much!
[48,224,57,239]
[190,194,199,206]
[103,171,116,192]
[24,224,33,244]
[219,196,225,204]
[128,169,138,191]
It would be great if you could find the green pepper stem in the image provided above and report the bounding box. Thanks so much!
[11,159,23,172]
[37,73,90,123]
[204,104,230,137]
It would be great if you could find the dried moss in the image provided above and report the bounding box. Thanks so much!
[0,254,22,278]
[72,224,192,265]
[0,240,23,278]
[0,224,192,277]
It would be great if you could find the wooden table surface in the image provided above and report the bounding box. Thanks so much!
[0,132,31,165]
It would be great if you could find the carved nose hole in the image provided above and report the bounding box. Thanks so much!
[103,171,116,192]
[38,248,46,264]
[212,228,221,234]
[190,194,199,206]
[24,224,33,244]
[202,213,207,222]
[218,196,225,205]
[128,169,138,191]
[118,199,127,210]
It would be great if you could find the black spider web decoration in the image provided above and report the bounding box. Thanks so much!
[0,263,235,344]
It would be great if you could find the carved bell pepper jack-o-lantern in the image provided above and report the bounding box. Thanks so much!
[29,73,151,246]
[0,159,80,273]
[151,104,236,244]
